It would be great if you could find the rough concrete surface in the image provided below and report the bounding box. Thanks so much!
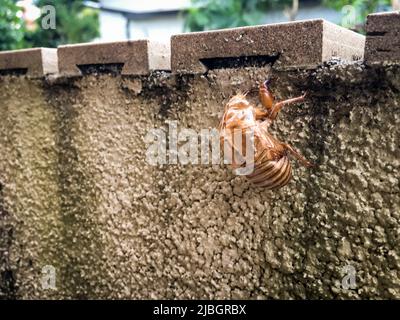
[0,77,61,298]
[0,60,399,299]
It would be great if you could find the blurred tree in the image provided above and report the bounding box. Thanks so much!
[184,0,291,32]
[0,0,25,50]
[24,0,99,47]
[323,0,394,32]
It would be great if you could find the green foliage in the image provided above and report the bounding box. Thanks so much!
[0,0,25,50]
[25,0,100,47]
[323,0,392,32]
[185,0,395,33]
[184,0,290,32]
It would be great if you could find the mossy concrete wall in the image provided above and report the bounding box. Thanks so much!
[0,62,399,299]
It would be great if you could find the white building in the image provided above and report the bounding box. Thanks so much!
[92,0,190,43]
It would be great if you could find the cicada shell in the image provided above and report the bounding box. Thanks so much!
[219,80,312,190]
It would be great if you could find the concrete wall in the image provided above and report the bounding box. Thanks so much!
[0,77,61,298]
[0,14,399,299]
[0,62,399,299]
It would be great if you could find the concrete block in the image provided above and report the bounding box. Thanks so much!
[365,11,400,64]
[0,48,58,78]
[58,40,170,76]
[171,19,365,74]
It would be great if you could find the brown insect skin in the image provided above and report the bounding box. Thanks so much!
[219,79,313,190]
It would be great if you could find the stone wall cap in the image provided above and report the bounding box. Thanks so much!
[367,11,400,17]
[171,19,365,74]
[58,40,171,76]
[365,11,400,65]
[0,47,58,78]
